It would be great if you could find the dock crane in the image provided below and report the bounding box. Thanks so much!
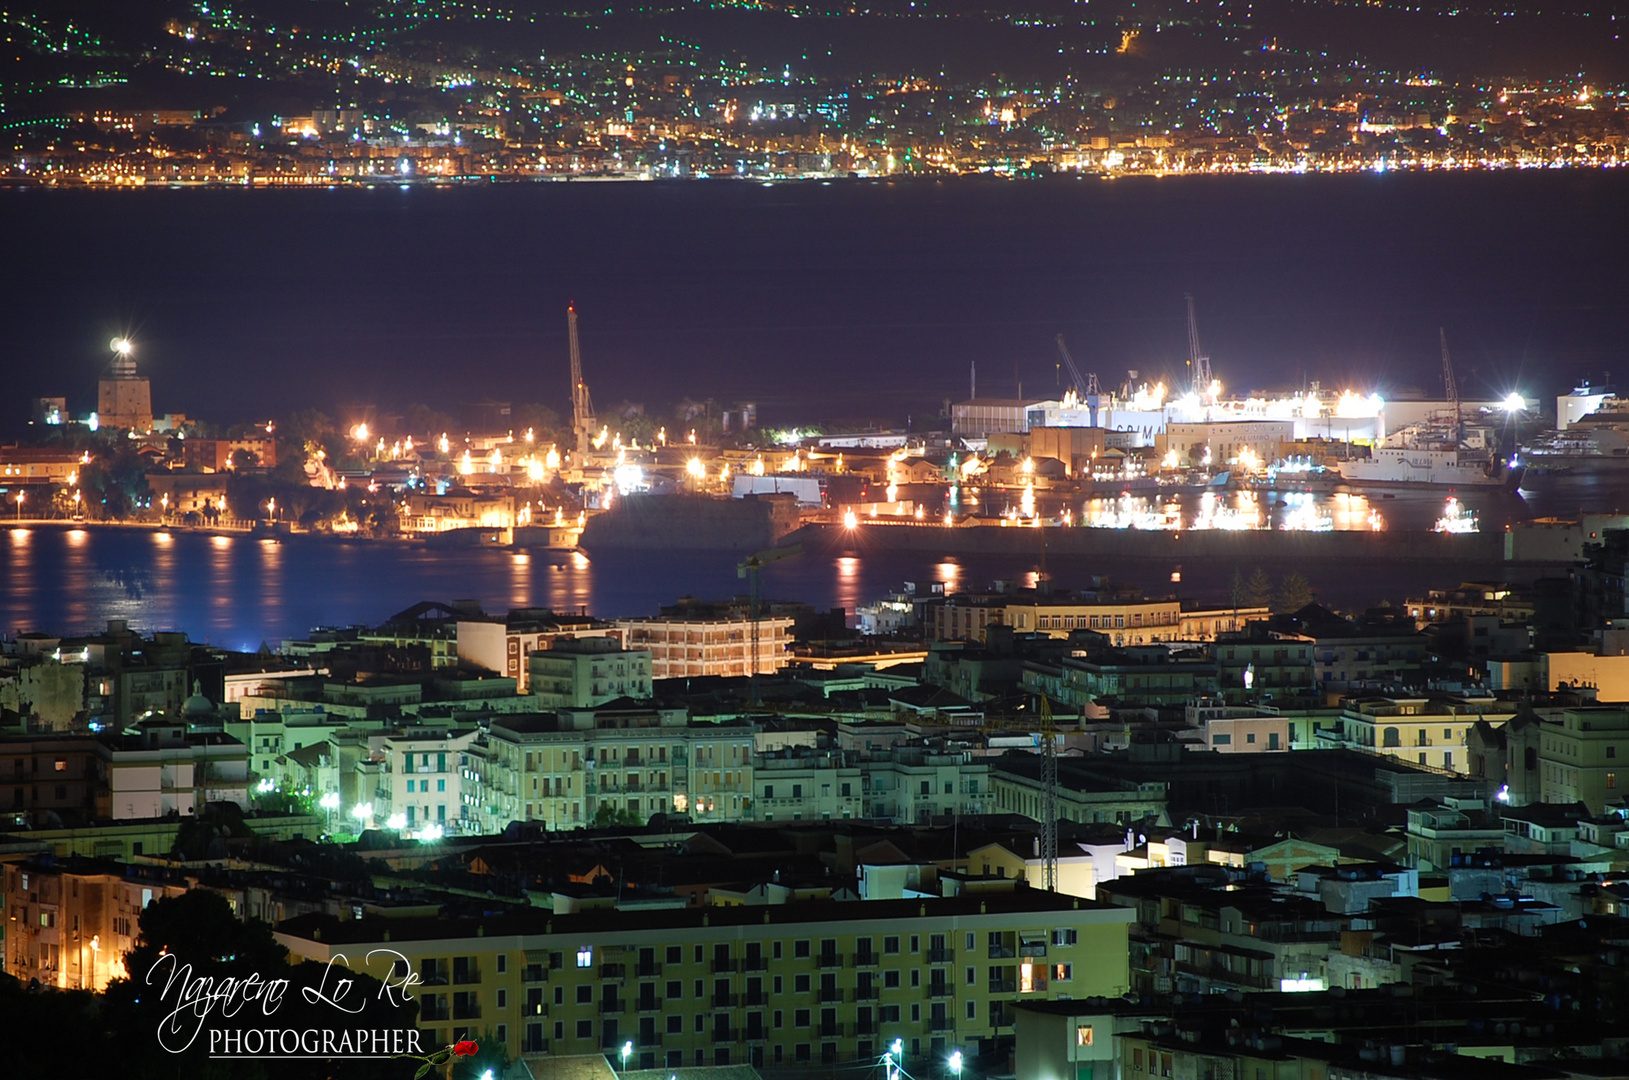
[1054,335,1101,398]
[1037,696,1058,891]
[737,543,803,704]
[1185,293,1212,398]
[567,304,597,456]
[1439,327,1464,446]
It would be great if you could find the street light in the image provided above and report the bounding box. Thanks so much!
[90,935,99,991]
[620,1040,633,1070]
[950,1050,963,1079]
[351,802,373,829]
[320,791,339,832]
[14,491,23,522]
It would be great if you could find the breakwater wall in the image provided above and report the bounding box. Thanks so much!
[787,519,1507,568]
[580,493,802,553]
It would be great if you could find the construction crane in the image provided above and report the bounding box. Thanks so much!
[567,303,597,456]
[1439,327,1463,446]
[736,543,803,704]
[1038,696,1058,891]
[1054,335,1101,398]
[1185,293,1212,398]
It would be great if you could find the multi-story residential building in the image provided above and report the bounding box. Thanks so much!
[0,733,107,826]
[528,638,653,709]
[863,748,992,824]
[1028,647,1221,709]
[1404,796,1506,870]
[468,707,753,830]
[373,728,478,835]
[926,591,1268,647]
[1534,707,1629,812]
[1214,630,1317,706]
[753,748,864,822]
[275,890,1135,1070]
[991,760,1169,827]
[1,856,187,991]
[457,609,625,693]
[1326,697,1514,775]
[618,611,795,679]
[182,435,278,472]
[105,719,249,819]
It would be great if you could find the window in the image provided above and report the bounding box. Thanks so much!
[910,936,920,953]
[1213,734,1232,745]
[496,954,507,974]
[1246,732,1256,744]
[576,1020,592,1039]
[794,940,810,959]
[1054,963,1072,981]
[966,999,977,1019]
[794,1008,811,1027]
[884,971,900,989]
[496,989,507,1009]
[576,947,593,968]
[1610,773,1618,790]
[794,975,810,993]
[1133,1048,1145,1071]
[667,946,681,964]
[667,1014,682,1034]
[884,936,900,954]
[910,969,920,988]
[966,967,976,985]
[576,986,592,1004]
[1076,1024,1093,1046]
[1610,746,1618,759]
[1051,929,1077,946]
[667,981,681,999]
[773,976,783,994]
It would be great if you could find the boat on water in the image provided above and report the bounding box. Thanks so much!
[1337,424,1520,490]
[1518,409,1629,494]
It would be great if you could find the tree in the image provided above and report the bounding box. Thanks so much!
[592,802,645,828]
[1277,572,1314,613]
[1244,568,1274,608]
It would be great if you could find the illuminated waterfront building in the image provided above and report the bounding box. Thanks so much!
[617,611,795,679]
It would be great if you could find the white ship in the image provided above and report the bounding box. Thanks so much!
[1337,425,1517,489]
[1518,405,1629,493]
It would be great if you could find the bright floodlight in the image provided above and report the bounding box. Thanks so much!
[950,1050,964,1076]
[386,813,407,831]
[320,792,340,810]
[481,1072,494,1080]
[110,337,132,355]
[351,802,373,821]
[1502,392,1525,412]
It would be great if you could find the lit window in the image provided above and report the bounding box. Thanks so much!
[576,946,593,968]
[1076,1024,1093,1046]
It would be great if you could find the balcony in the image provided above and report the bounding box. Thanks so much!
[852,952,879,968]
[419,968,449,987]
[818,1022,845,1039]
[929,1016,956,1032]
[743,990,768,1007]
[927,948,954,964]
[452,966,481,986]
[742,955,769,972]
[853,985,880,1001]
[745,1024,767,1042]
[988,946,1016,959]
[711,958,738,974]
[711,993,738,1009]
[599,963,626,980]
[988,979,1017,994]
[855,1018,878,1036]
[636,997,663,1013]
[521,965,548,983]
[634,962,662,977]
[816,953,844,970]
[452,1001,481,1021]
[928,983,955,999]
[521,1035,549,1054]
[418,1001,450,1022]
[711,1028,738,1043]
[598,998,624,1015]
[817,988,845,1004]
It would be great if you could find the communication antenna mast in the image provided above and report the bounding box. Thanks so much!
[1185,293,1212,397]
[568,304,596,455]
[1039,696,1058,891]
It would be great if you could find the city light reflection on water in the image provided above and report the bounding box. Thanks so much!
[0,487,1553,646]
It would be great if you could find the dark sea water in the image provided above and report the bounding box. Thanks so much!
[3,171,1628,429]
[4,172,1629,642]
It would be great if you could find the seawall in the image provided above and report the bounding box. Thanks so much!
[787,519,1507,567]
[580,493,802,553]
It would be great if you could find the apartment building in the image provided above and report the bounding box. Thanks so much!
[373,728,478,835]
[527,638,653,709]
[275,891,1134,1070]
[457,610,625,693]
[468,707,754,830]
[1535,707,1629,812]
[927,592,1266,647]
[1,856,187,991]
[617,612,795,679]
[1326,697,1514,775]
